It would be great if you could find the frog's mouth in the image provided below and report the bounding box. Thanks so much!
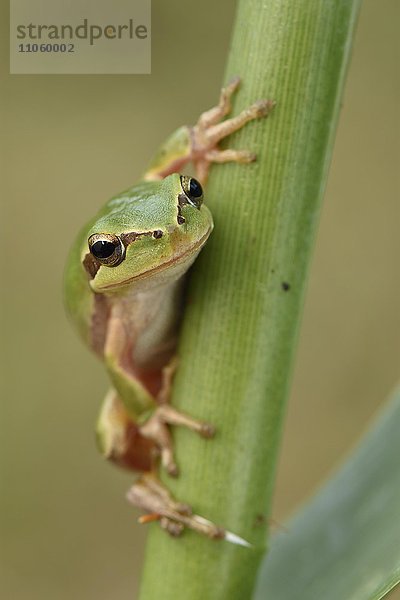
[88,226,212,292]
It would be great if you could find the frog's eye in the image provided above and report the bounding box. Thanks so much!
[88,233,125,267]
[180,176,203,208]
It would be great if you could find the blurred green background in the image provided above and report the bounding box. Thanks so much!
[1,0,398,598]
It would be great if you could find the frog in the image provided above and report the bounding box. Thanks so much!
[64,77,275,541]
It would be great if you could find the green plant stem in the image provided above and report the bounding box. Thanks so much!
[139,1,361,598]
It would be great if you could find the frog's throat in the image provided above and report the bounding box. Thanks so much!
[95,227,212,292]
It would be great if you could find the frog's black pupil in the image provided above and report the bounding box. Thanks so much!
[91,240,116,259]
[189,178,202,198]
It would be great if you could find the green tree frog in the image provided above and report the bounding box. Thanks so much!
[64,78,274,541]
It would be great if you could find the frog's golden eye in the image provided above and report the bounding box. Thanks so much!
[180,176,203,208]
[88,233,125,267]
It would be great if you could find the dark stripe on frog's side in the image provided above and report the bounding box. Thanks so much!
[90,293,111,357]
[119,230,162,245]
[176,191,192,225]
[83,252,100,279]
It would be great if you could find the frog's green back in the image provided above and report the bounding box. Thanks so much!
[64,222,95,346]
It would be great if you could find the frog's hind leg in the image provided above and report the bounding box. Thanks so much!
[139,403,214,477]
[156,358,213,438]
[96,389,155,473]
[103,308,214,477]
[138,357,215,477]
[127,473,225,540]
[97,365,215,478]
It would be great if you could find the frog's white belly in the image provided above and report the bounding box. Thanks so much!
[112,277,184,370]
[104,247,202,372]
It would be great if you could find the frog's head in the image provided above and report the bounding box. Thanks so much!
[82,173,213,293]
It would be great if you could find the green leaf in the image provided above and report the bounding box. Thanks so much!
[255,387,400,600]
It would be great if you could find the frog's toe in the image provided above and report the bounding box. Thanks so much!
[199,422,215,438]
[165,460,179,478]
[174,502,192,516]
[251,98,276,118]
[160,517,184,537]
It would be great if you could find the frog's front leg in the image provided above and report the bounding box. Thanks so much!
[144,76,275,185]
